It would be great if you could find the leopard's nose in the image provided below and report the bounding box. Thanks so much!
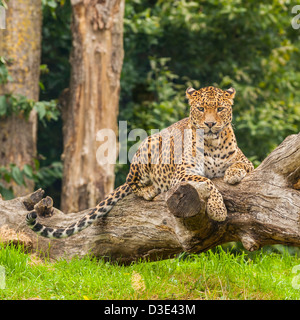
[204,122,216,128]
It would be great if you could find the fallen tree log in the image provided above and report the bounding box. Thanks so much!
[0,133,299,263]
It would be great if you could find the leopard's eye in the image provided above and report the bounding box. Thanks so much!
[217,107,224,112]
[198,107,204,112]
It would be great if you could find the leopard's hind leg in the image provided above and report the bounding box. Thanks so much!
[126,163,159,201]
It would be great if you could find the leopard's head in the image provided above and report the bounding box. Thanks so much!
[186,86,236,139]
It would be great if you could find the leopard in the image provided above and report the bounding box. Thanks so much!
[26,86,254,239]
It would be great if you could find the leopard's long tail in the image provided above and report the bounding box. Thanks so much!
[26,183,132,239]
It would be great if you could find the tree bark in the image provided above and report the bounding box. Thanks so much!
[61,0,125,213]
[0,0,42,196]
[0,133,299,264]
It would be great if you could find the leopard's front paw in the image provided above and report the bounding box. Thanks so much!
[206,191,227,222]
[224,167,246,185]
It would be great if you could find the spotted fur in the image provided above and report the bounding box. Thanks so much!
[26,86,253,238]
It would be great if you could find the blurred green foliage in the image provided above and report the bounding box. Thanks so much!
[0,94,59,124]
[0,57,12,84]
[0,164,28,200]
[0,57,59,124]
[0,0,7,9]
[0,161,63,200]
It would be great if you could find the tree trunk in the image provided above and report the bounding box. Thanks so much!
[0,133,299,263]
[61,0,125,213]
[0,0,42,197]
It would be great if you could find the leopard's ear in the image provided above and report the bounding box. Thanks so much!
[186,87,196,99]
[225,87,236,99]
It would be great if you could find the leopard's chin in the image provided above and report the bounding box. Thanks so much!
[204,128,222,140]
[204,132,219,140]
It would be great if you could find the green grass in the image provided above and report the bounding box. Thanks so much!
[0,244,300,300]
